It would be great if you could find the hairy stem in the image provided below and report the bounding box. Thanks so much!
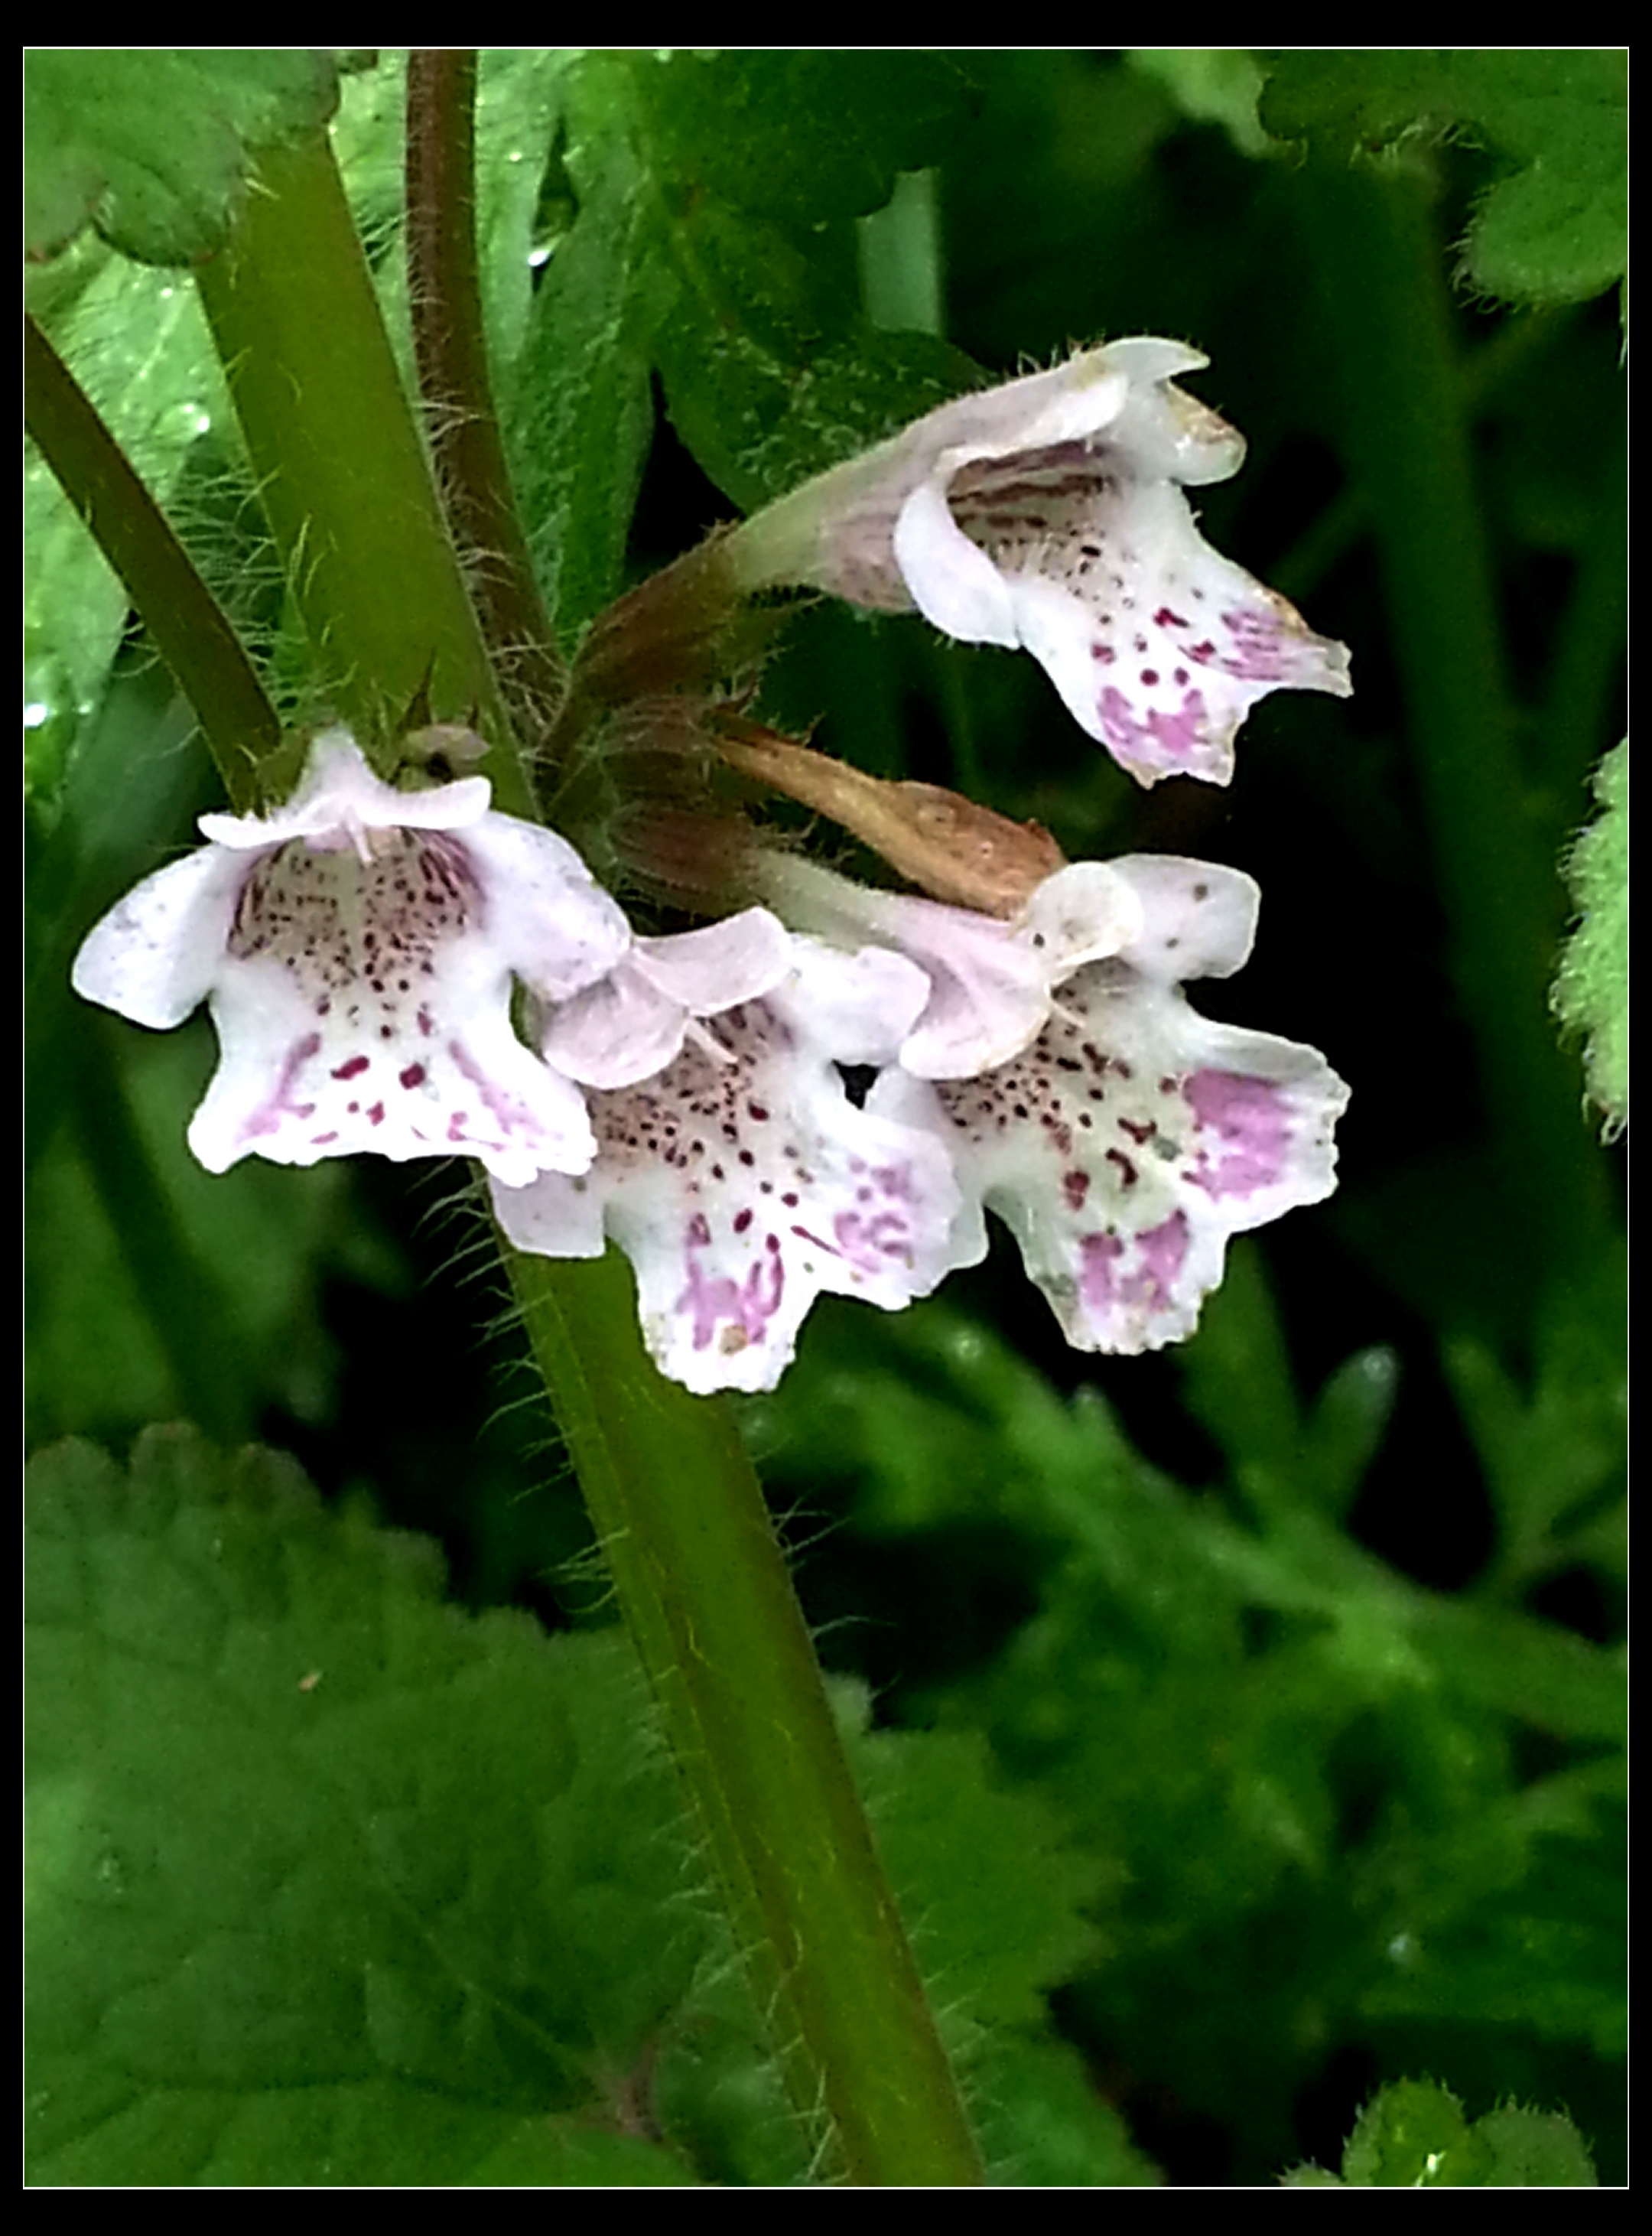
[24,314,279,809]
[510,1249,985,2187]
[405,50,567,757]
[194,131,532,815]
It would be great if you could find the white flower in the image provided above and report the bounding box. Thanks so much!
[863,854,1350,1352]
[70,728,631,1186]
[491,922,961,1395]
[729,337,1351,788]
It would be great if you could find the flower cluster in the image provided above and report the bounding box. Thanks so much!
[75,731,1346,1391]
[71,346,1351,1392]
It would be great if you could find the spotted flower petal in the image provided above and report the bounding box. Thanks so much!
[869,855,1349,1353]
[71,728,631,1186]
[730,337,1351,787]
[492,936,960,1395]
[758,853,1144,1079]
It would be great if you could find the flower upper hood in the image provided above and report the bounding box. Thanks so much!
[730,337,1351,788]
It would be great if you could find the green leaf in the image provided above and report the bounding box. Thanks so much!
[1341,2077,1489,2186]
[27,1427,1152,2184]
[623,50,967,225]
[506,70,665,643]
[659,317,979,516]
[1332,2078,1596,2186]
[1551,739,1628,1134]
[1258,51,1627,307]
[24,1430,698,2184]
[967,2035,1160,2186]
[25,49,339,266]
[541,50,979,519]
[25,248,235,773]
[1470,2103,1599,2187]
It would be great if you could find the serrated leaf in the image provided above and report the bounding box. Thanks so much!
[1258,51,1627,307]
[1337,2078,1596,2186]
[27,1426,1152,2185]
[24,49,339,266]
[24,1430,702,2185]
[1472,2104,1598,2187]
[1552,739,1628,1134]
[847,1709,1102,2033]
[1341,2077,1488,2185]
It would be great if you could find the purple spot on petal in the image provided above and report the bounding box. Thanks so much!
[332,1054,369,1080]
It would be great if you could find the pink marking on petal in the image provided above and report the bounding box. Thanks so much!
[1184,1070,1292,1198]
[1080,1211,1190,1320]
[448,1038,544,1145]
[398,1063,426,1090]
[1218,608,1288,682]
[1097,685,1211,768]
[331,1054,370,1080]
[676,1224,785,1352]
[1130,1211,1190,1302]
[832,1207,914,1273]
[243,1031,324,1142]
[367,1102,385,1125]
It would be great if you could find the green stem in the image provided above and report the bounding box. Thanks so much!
[1296,159,1610,1268]
[405,50,566,757]
[510,1250,984,2186]
[193,131,533,815]
[24,314,279,809]
[190,108,981,2186]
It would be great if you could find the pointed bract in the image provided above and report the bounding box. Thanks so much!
[731,338,1351,786]
[71,729,631,1186]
